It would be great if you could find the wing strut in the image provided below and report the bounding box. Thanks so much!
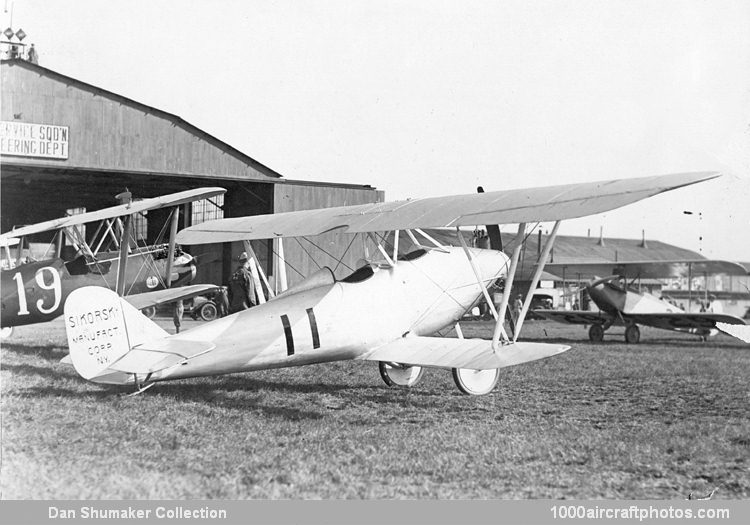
[115,215,133,296]
[274,238,288,294]
[513,220,560,342]
[492,222,526,348]
[243,240,275,304]
[456,227,500,324]
[164,207,180,288]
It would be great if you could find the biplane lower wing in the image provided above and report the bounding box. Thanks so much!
[124,284,221,310]
[716,322,750,343]
[533,309,613,325]
[625,312,747,332]
[357,336,570,370]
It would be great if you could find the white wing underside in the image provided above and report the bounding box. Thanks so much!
[357,337,570,370]
[176,172,718,243]
[717,322,750,344]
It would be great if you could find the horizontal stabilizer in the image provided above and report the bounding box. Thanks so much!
[108,339,215,375]
[716,322,750,343]
[125,284,221,310]
[357,336,569,370]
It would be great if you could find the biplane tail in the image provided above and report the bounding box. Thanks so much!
[64,286,169,383]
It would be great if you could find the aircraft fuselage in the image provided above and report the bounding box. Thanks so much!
[119,247,509,384]
[1,250,195,328]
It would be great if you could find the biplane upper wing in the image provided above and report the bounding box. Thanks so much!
[177,172,718,243]
[357,336,570,370]
[543,259,748,280]
[0,187,226,241]
[124,284,222,311]
[624,312,747,332]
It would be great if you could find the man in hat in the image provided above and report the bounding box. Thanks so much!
[228,252,256,314]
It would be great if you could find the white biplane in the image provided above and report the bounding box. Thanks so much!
[63,172,718,395]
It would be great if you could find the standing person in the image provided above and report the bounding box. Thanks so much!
[215,285,229,317]
[228,252,256,314]
[27,43,38,64]
[172,299,184,334]
[512,294,523,321]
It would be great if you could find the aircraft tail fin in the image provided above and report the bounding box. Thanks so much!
[64,286,169,382]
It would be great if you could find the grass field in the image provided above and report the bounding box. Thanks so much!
[1,317,748,499]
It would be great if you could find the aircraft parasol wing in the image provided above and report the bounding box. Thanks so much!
[176,172,718,244]
[542,260,748,280]
[0,187,226,241]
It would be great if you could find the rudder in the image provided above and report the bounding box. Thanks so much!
[64,286,168,381]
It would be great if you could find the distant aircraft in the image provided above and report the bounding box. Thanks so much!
[533,259,748,343]
[62,172,719,395]
[0,188,225,338]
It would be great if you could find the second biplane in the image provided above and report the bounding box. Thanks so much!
[0,188,225,338]
[63,172,719,395]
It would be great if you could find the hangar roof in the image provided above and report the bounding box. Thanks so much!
[0,58,284,178]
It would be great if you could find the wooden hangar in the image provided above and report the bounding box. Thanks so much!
[0,58,383,288]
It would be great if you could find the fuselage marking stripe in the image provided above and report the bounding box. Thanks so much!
[281,314,294,356]
[306,307,320,349]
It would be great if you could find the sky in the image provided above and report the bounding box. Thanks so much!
[3,0,750,259]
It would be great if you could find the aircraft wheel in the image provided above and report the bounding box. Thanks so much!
[199,301,218,322]
[0,326,13,339]
[378,362,424,388]
[588,324,604,342]
[141,306,156,319]
[625,324,641,344]
[452,368,500,396]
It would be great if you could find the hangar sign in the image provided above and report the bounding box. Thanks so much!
[0,121,69,159]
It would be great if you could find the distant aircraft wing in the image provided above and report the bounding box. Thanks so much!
[716,322,750,343]
[532,309,613,325]
[177,172,718,243]
[624,312,747,332]
[543,259,748,280]
[0,187,226,240]
[357,336,570,370]
[124,284,221,310]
